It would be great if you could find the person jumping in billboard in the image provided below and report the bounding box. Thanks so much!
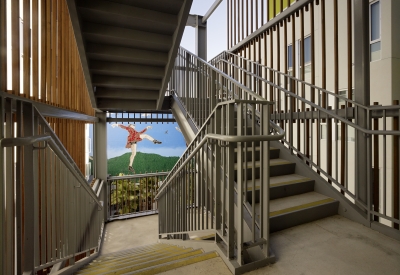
[111,123,162,173]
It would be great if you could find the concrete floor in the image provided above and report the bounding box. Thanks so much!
[101,214,159,255]
[100,214,400,275]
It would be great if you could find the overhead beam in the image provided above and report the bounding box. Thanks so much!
[95,88,159,100]
[107,117,175,123]
[66,0,97,108]
[157,0,193,109]
[92,75,161,90]
[97,99,157,111]
[86,43,168,66]
[82,22,172,51]
[89,61,164,79]
[77,0,177,27]
[202,0,223,23]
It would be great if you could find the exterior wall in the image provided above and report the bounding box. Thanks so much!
[391,0,400,102]
[2,0,95,173]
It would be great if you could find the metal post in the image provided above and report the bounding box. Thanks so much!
[261,104,270,257]
[94,112,108,221]
[227,103,234,259]
[237,103,243,265]
[22,102,37,274]
[0,0,6,270]
[196,15,207,61]
[0,95,5,275]
[354,0,370,207]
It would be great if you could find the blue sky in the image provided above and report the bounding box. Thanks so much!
[101,0,227,159]
[180,0,227,60]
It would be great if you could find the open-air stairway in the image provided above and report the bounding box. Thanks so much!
[243,145,338,234]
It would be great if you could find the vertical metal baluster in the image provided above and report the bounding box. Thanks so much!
[227,103,234,259]
[237,102,243,265]
[261,104,270,257]
[215,106,222,234]
[251,103,256,242]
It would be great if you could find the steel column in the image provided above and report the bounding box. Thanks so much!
[354,0,370,206]
[0,96,5,275]
[94,112,108,221]
[196,15,207,60]
[0,0,5,269]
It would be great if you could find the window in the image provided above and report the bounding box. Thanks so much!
[287,44,293,71]
[370,1,381,61]
[338,125,355,142]
[320,124,327,140]
[303,36,311,65]
[337,89,354,109]
[298,36,312,76]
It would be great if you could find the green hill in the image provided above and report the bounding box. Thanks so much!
[107,152,179,176]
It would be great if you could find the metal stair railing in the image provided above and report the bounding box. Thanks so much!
[107,172,169,220]
[156,100,284,268]
[168,47,267,132]
[210,51,400,233]
[0,95,104,275]
[160,47,285,269]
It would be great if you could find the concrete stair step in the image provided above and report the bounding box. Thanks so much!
[96,243,171,260]
[233,126,255,135]
[234,146,280,161]
[234,158,295,180]
[77,247,211,275]
[254,192,338,233]
[129,251,218,275]
[82,247,191,272]
[246,174,315,203]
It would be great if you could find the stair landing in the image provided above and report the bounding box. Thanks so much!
[95,215,400,275]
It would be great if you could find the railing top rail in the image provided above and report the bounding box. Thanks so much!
[1,133,103,208]
[213,52,365,109]
[108,171,170,181]
[218,51,400,112]
[0,134,51,147]
[178,47,266,102]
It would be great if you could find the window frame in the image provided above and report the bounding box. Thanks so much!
[369,0,381,62]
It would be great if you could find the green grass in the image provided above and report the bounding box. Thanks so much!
[107,152,179,176]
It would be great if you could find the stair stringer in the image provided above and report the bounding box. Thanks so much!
[270,140,368,227]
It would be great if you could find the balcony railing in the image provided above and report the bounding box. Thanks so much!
[107,172,169,220]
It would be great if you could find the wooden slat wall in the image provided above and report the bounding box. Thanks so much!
[3,0,95,173]
[228,0,297,48]
[228,0,354,110]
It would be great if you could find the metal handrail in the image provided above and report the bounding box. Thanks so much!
[211,52,400,136]
[211,51,365,107]
[1,133,103,208]
[177,47,266,102]
[155,130,284,200]
[108,171,169,181]
[158,98,282,192]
